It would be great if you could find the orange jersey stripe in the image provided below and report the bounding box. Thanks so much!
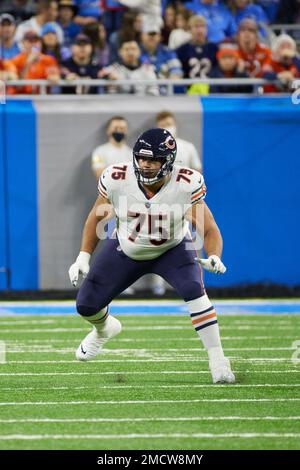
[99,181,107,194]
[192,312,217,325]
[98,187,107,198]
[191,189,206,201]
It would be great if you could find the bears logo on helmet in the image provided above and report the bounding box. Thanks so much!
[165,135,176,150]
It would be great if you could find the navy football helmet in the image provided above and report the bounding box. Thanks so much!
[133,128,177,185]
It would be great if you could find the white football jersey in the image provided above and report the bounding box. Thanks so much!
[98,162,206,260]
[91,142,132,172]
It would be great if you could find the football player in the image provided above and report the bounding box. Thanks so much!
[69,128,235,384]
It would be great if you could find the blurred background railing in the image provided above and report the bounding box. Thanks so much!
[3,77,288,96]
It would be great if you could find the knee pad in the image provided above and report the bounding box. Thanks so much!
[76,303,99,317]
[76,279,108,316]
[180,280,205,302]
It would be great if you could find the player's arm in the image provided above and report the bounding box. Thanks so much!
[186,201,226,275]
[68,195,113,286]
[202,201,223,258]
[80,195,112,254]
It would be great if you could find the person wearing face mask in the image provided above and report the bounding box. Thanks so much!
[156,110,202,172]
[91,116,132,180]
[91,115,134,296]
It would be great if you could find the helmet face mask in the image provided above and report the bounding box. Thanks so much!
[134,155,171,185]
[133,128,177,186]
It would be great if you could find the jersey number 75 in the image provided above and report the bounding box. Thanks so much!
[128,212,171,246]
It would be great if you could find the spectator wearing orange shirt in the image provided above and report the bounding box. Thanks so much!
[262,34,300,93]
[237,18,271,77]
[8,30,60,94]
[0,58,17,96]
[0,58,17,79]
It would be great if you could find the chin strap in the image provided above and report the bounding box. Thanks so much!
[133,156,173,186]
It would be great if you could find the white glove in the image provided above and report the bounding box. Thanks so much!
[195,255,227,275]
[68,251,91,287]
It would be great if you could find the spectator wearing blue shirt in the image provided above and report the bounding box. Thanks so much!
[257,0,280,23]
[140,22,183,79]
[74,0,102,26]
[101,1,126,37]
[184,0,236,43]
[58,0,81,47]
[231,0,269,32]
[0,14,20,59]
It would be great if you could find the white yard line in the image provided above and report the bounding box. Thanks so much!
[0,328,89,333]
[0,370,298,376]
[4,336,298,342]
[1,345,295,352]
[5,347,296,352]
[0,433,299,440]
[0,326,298,332]
[0,320,56,325]
[1,384,300,391]
[0,398,299,406]
[3,358,296,364]
[0,416,299,423]
[3,348,99,353]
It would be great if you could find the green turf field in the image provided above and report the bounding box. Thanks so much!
[0,313,299,450]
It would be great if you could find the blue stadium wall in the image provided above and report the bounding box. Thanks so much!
[0,101,38,290]
[0,96,299,290]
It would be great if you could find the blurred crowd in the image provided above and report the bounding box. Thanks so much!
[0,0,300,94]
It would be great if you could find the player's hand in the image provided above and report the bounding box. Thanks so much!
[68,251,91,287]
[195,255,227,275]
